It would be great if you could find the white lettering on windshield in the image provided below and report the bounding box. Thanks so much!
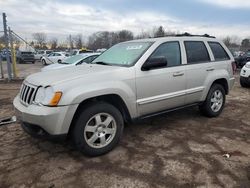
[126,45,143,50]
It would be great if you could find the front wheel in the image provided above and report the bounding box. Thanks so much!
[42,59,47,65]
[199,84,226,117]
[72,102,124,156]
[240,77,250,88]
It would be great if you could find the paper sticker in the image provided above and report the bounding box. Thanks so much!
[126,45,143,50]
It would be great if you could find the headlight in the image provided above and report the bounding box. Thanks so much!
[35,86,62,106]
[245,64,250,68]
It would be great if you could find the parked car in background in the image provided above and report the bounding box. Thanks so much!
[16,50,35,64]
[0,49,11,60]
[34,50,53,60]
[41,53,100,71]
[41,52,69,65]
[14,35,235,156]
[71,48,94,56]
[96,48,107,53]
[240,61,250,87]
[235,51,250,68]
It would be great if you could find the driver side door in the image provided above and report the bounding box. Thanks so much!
[136,41,186,116]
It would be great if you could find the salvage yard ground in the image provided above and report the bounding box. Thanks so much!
[0,62,250,187]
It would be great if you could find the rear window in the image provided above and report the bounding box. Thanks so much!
[208,42,230,61]
[184,41,210,64]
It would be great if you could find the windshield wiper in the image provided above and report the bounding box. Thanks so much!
[94,61,111,66]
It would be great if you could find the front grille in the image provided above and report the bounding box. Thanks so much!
[19,82,38,105]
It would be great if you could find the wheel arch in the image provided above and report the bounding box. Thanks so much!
[68,94,132,137]
[211,78,229,94]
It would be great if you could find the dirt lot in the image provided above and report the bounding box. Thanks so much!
[0,63,250,188]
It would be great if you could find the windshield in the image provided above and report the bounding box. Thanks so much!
[92,42,153,66]
[61,54,87,64]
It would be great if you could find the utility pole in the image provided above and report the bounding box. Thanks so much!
[2,13,12,80]
[9,27,17,78]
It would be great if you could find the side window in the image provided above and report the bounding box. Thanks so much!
[208,42,230,61]
[149,41,181,67]
[184,41,210,64]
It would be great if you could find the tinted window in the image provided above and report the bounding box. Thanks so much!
[208,42,230,61]
[185,41,210,64]
[149,42,181,67]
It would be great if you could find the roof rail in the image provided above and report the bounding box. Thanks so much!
[175,32,216,38]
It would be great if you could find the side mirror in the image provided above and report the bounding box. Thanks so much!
[142,56,168,71]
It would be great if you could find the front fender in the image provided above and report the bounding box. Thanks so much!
[59,81,137,119]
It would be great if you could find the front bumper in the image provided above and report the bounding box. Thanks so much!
[240,67,250,78]
[13,96,78,136]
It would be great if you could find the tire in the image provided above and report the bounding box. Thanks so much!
[58,59,62,63]
[199,84,226,117]
[240,77,250,88]
[32,61,35,64]
[72,102,124,156]
[42,59,47,65]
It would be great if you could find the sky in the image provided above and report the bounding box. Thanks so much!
[0,0,250,43]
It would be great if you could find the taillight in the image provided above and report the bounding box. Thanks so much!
[231,61,236,75]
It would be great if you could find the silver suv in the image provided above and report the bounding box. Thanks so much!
[14,35,235,156]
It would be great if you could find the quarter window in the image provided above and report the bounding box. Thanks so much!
[149,41,181,67]
[184,41,210,64]
[208,42,230,61]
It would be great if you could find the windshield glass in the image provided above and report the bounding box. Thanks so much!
[61,55,87,64]
[92,42,152,66]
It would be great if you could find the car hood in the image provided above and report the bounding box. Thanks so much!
[26,64,125,86]
[41,63,75,72]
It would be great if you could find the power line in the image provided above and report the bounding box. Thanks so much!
[11,30,35,51]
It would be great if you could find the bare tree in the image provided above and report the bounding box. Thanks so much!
[223,36,232,47]
[73,34,83,49]
[117,30,134,42]
[88,30,134,50]
[32,32,47,48]
[153,26,165,38]
[50,37,58,49]
[135,30,151,39]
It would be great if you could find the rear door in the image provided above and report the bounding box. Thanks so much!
[184,41,212,104]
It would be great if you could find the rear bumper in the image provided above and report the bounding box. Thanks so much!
[13,96,78,135]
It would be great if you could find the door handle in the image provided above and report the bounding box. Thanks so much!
[206,67,214,72]
[173,72,184,77]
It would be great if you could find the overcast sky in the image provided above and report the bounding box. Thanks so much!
[0,0,250,42]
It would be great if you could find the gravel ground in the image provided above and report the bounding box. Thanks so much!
[0,63,249,188]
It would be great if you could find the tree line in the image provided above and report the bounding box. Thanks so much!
[0,26,250,51]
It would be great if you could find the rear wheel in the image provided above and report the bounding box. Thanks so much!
[199,84,226,117]
[58,59,62,63]
[72,102,124,156]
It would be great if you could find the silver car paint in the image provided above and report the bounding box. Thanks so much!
[13,37,235,135]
